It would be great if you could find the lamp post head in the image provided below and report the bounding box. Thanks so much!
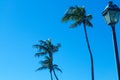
[102,1,120,25]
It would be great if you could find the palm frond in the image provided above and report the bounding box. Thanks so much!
[35,52,47,57]
[39,45,49,52]
[40,57,51,65]
[44,56,51,60]
[62,6,85,23]
[70,20,82,28]
[36,66,48,71]
[55,43,61,50]
[44,56,52,63]
[34,43,49,52]
[62,6,83,22]
[53,64,62,73]
[62,14,75,22]
[38,56,52,71]
[86,14,92,20]
[76,6,86,15]
[65,7,76,14]
[52,43,61,52]
[85,20,93,27]
[40,60,49,65]
[33,44,40,48]
[39,40,48,46]
[54,67,62,73]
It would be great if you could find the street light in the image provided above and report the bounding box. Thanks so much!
[102,1,120,80]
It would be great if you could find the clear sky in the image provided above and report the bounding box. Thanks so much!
[0,0,120,80]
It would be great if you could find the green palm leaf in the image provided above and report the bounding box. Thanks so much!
[70,20,82,28]
[35,52,47,57]
[39,40,48,46]
[40,56,51,64]
[36,56,52,71]
[85,20,93,27]
[53,64,62,73]
[86,14,92,20]
[36,66,48,71]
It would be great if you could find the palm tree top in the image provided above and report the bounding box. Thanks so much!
[62,6,93,28]
[33,38,61,57]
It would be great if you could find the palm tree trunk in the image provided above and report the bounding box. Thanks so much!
[53,69,59,80]
[83,23,94,80]
[49,52,55,80]
[50,71,53,80]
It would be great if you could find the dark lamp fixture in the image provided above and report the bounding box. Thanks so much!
[102,1,120,25]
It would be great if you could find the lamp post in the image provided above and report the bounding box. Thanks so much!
[102,1,120,80]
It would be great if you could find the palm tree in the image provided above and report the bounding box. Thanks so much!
[34,39,61,80]
[36,56,62,80]
[62,6,94,80]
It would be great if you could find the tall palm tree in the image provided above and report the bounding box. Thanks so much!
[36,56,62,80]
[62,6,94,80]
[34,39,61,80]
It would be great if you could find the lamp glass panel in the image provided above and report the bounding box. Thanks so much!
[104,12,111,24]
[109,10,119,23]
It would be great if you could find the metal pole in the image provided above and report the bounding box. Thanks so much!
[111,24,120,80]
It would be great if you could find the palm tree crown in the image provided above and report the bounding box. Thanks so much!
[34,39,61,58]
[62,6,93,28]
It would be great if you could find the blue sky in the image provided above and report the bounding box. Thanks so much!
[0,0,120,80]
